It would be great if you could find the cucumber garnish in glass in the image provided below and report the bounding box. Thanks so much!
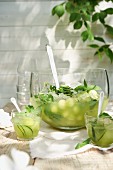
[11,108,41,140]
[85,113,113,147]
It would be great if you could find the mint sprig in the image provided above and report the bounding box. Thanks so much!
[32,80,100,108]
[74,79,100,92]
[25,105,34,113]
[75,138,91,149]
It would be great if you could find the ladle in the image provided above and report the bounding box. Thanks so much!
[98,91,104,117]
[10,97,21,113]
[46,44,60,89]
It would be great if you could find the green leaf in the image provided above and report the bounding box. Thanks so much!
[86,85,101,93]
[94,36,105,43]
[84,79,87,87]
[94,50,103,59]
[99,112,112,119]
[54,5,65,17]
[105,25,113,36]
[81,30,89,41]
[92,13,99,22]
[52,2,65,16]
[88,44,99,48]
[94,45,112,61]
[94,46,104,57]
[75,138,91,149]
[74,80,97,92]
[65,2,76,13]
[95,45,109,54]
[74,20,83,29]
[104,8,113,14]
[52,6,56,16]
[84,21,88,28]
[25,105,34,113]
[102,44,110,49]
[82,13,91,21]
[104,47,113,63]
[99,11,107,24]
[38,93,54,105]
[69,13,81,22]
[45,111,63,121]
[74,85,85,92]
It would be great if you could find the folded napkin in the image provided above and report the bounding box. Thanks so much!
[30,118,113,159]
[0,109,12,128]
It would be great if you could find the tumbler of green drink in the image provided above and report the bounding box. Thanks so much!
[11,109,41,140]
[85,113,113,147]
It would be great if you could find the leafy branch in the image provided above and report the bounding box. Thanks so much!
[52,0,113,62]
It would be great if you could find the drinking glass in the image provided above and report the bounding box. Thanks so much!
[31,68,109,130]
[11,109,41,140]
[16,86,31,106]
[85,113,113,147]
[17,71,31,86]
[30,72,40,96]
[16,57,37,105]
[16,71,31,105]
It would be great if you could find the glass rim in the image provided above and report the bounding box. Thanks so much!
[36,67,107,74]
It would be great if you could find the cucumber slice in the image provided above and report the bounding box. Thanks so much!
[87,122,105,143]
[14,124,34,139]
[96,129,113,147]
[14,124,26,138]
[22,125,33,138]
[92,126,105,142]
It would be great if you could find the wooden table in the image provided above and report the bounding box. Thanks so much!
[1,102,113,170]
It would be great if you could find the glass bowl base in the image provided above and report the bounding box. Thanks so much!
[53,126,85,130]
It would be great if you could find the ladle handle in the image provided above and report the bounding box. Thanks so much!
[10,97,21,113]
[46,44,59,89]
[98,91,104,117]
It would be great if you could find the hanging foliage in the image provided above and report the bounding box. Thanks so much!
[52,0,113,62]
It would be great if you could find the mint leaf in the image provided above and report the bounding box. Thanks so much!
[25,105,34,113]
[89,100,97,109]
[75,138,91,149]
[45,111,63,121]
[38,93,54,105]
[74,85,85,92]
[84,79,87,87]
[99,112,112,119]
[86,85,96,91]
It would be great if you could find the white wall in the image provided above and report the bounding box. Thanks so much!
[0,1,113,107]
